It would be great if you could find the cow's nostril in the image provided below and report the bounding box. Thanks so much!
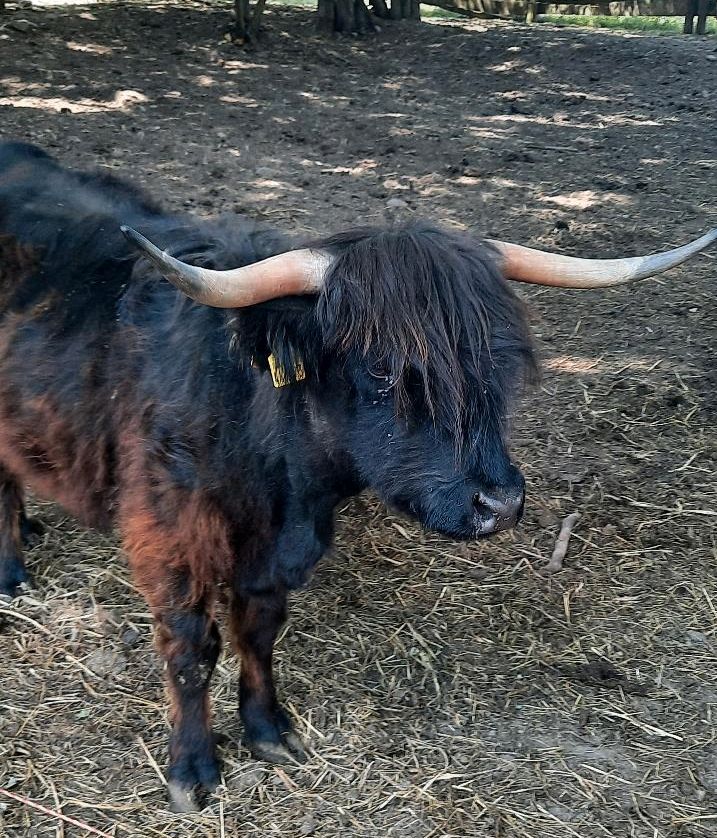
[473,490,506,516]
[472,488,524,535]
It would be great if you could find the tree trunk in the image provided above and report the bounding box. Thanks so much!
[696,0,709,33]
[249,0,267,38]
[317,0,420,32]
[317,0,377,33]
[683,0,710,33]
[389,0,420,19]
[233,0,267,42]
[234,0,249,41]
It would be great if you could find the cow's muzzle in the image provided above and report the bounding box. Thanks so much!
[472,484,525,537]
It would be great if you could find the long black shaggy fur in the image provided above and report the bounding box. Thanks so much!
[0,142,536,808]
[315,225,536,452]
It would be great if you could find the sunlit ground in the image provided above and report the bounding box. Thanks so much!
[0,5,715,837]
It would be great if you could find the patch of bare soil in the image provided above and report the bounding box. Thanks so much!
[0,3,715,836]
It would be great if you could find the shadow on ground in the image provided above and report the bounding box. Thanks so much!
[0,4,716,837]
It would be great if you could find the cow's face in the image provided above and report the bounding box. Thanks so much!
[306,341,529,541]
[262,224,537,541]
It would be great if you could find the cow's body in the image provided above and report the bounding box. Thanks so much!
[0,143,534,810]
[0,143,342,594]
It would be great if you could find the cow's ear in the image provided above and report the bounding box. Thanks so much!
[229,297,321,386]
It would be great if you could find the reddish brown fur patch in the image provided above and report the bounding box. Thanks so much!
[121,500,233,607]
[0,388,116,530]
[239,656,265,694]
[230,592,286,701]
[118,427,234,607]
[0,234,40,290]
[0,467,22,555]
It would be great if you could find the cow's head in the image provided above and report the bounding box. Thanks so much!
[122,223,716,541]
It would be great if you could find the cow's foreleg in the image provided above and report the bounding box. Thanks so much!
[121,479,233,811]
[231,588,306,763]
[154,597,222,812]
[0,466,30,597]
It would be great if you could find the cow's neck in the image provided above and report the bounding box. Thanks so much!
[247,383,363,591]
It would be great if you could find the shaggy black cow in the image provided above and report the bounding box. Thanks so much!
[0,142,713,811]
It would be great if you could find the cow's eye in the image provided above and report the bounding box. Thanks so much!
[368,363,392,381]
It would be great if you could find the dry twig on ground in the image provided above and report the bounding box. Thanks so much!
[544,512,581,574]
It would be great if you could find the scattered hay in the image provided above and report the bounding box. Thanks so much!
[0,5,715,837]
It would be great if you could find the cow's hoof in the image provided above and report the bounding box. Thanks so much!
[246,729,307,765]
[21,515,45,547]
[167,782,201,814]
[167,775,219,814]
[0,556,31,599]
[242,703,307,765]
[166,749,220,813]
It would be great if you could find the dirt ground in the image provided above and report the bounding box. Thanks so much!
[0,3,716,836]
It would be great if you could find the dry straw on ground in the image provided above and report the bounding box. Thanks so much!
[0,4,716,837]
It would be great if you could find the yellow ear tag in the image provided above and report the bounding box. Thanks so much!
[268,353,306,388]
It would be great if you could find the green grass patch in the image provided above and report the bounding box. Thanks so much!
[538,14,716,35]
[420,4,464,18]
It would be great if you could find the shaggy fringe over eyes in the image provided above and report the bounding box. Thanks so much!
[314,222,538,449]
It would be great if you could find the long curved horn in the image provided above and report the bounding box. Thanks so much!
[120,226,332,307]
[489,229,717,288]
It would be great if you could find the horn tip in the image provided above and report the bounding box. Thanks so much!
[120,225,145,247]
[120,226,165,265]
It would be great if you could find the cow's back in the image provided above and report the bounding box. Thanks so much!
[0,142,161,329]
[0,144,290,531]
[0,143,164,526]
